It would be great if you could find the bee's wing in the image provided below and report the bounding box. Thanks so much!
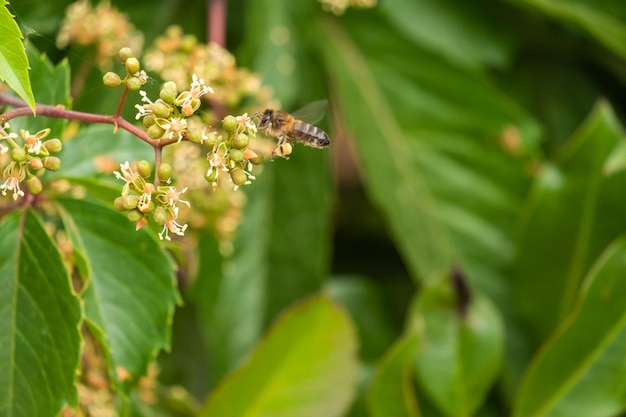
[291,100,328,124]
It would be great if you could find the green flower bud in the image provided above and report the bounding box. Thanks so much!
[153,206,167,224]
[43,156,61,171]
[119,47,133,63]
[158,163,172,183]
[122,194,139,210]
[205,169,218,183]
[126,76,142,91]
[142,114,156,127]
[26,175,42,195]
[229,148,244,163]
[147,124,166,139]
[137,160,152,178]
[222,115,237,133]
[232,133,249,149]
[159,85,177,104]
[114,196,125,211]
[11,147,27,162]
[103,72,122,87]
[153,100,172,118]
[125,57,140,74]
[186,129,203,144]
[230,168,247,186]
[203,131,219,147]
[127,208,143,222]
[43,138,63,154]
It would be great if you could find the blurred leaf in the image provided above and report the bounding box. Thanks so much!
[0,209,82,417]
[412,277,504,417]
[0,1,35,111]
[367,330,421,417]
[507,0,626,58]
[513,237,626,417]
[604,140,626,176]
[327,275,398,362]
[200,296,358,417]
[56,198,179,391]
[7,42,69,136]
[240,0,334,321]
[381,0,512,70]
[46,124,153,180]
[192,176,271,384]
[321,16,539,291]
[511,101,626,349]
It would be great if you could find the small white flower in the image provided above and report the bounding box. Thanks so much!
[0,176,25,201]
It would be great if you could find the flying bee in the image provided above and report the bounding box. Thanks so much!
[257,100,330,158]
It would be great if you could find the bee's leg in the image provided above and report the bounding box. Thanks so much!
[273,135,290,160]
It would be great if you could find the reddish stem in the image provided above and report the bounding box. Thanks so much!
[208,0,226,47]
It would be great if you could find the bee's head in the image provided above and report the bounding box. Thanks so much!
[259,109,273,128]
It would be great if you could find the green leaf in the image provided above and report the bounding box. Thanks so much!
[412,277,504,417]
[192,176,271,384]
[0,209,82,417]
[200,296,359,417]
[513,237,626,417]
[5,42,70,139]
[367,331,421,417]
[56,198,179,391]
[507,0,626,59]
[320,16,539,287]
[511,101,626,348]
[381,0,512,69]
[0,1,35,111]
[47,124,153,180]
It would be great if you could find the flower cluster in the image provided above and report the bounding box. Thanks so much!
[56,0,144,68]
[204,113,264,191]
[0,125,62,201]
[133,75,213,142]
[318,0,377,15]
[113,161,191,241]
[102,48,149,92]
[143,26,272,110]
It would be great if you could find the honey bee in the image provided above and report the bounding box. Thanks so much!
[257,100,330,158]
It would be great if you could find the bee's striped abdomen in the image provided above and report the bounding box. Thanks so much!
[292,121,330,148]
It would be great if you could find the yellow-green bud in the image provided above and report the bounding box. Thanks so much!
[147,124,166,139]
[125,57,140,74]
[222,115,237,133]
[153,206,167,224]
[152,101,171,119]
[26,175,42,195]
[137,160,151,178]
[232,133,249,149]
[43,156,61,171]
[11,147,27,162]
[205,169,218,183]
[158,163,172,183]
[204,131,218,147]
[230,168,247,186]
[114,196,125,211]
[159,84,178,104]
[181,34,197,52]
[43,138,63,154]
[142,114,156,127]
[127,209,143,222]
[229,148,244,163]
[122,194,139,210]
[103,72,122,87]
[187,129,203,144]
[119,47,133,63]
[126,76,142,91]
